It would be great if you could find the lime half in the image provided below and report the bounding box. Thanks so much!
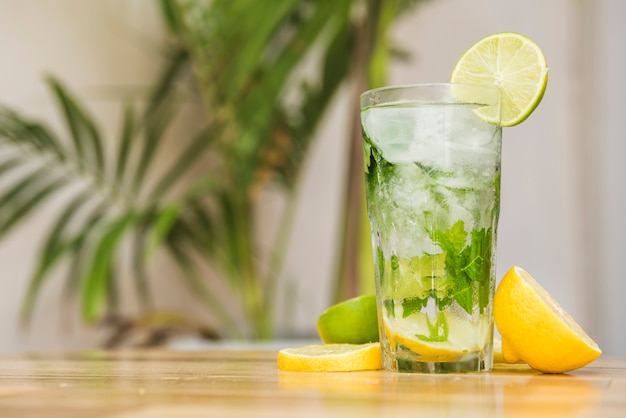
[451,32,548,127]
[317,295,379,344]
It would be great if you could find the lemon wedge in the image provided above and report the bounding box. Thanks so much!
[494,266,601,373]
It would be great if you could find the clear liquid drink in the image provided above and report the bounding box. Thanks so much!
[360,84,502,373]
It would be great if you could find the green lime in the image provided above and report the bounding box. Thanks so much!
[450,32,548,127]
[317,295,379,344]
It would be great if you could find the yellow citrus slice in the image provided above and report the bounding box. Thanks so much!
[317,295,379,344]
[494,266,601,373]
[451,32,548,127]
[277,343,382,372]
[383,312,489,362]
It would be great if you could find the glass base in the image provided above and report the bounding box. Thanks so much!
[384,346,493,373]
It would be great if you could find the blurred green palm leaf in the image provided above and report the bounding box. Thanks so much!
[2,72,240,329]
[0,0,425,342]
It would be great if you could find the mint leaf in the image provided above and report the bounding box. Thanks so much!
[402,297,428,318]
[462,228,492,283]
[416,312,449,342]
[429,220,467,293]
[463,228,493,314]
[383,299,395,318]
[363,140,372,174]
[391,254,400,270]
[376,247,386,290]
[478,281,491,315]
[415,162,454,180]
[427,221,494,315]
[451,284,473,314]
[446,220,469,251]
[365,144,393,186]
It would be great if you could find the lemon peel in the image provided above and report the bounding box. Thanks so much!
[494,266,601,373]
[277,343,382,372]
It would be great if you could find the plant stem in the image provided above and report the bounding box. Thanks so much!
[333,0,397,302]
[332,5,372,303]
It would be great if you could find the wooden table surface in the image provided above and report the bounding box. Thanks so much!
[0,348,624,417]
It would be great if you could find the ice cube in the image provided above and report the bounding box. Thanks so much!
[445,105,499,147]
[362,105,447,165]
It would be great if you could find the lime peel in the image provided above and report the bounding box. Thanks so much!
[451,32,548,127]
[317,295,379,344]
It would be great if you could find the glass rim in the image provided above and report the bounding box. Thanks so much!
[360,83,501,110]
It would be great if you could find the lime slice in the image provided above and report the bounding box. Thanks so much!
[450,32,548,127]
[317,295,379,344]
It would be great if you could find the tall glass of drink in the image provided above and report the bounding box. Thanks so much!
[360,83,501,373]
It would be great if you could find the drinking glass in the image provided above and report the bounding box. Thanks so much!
[360,83,501,373]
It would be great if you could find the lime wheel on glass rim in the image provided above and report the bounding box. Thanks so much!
[450,32,548,127]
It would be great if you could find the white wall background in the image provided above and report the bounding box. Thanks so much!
[0,0,624,356]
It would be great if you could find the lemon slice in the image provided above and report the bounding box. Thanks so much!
[383,312,488,362]
[277,343,382,372]
[494,266,601,373]
[451,32,548,127]
[317,295,379,344]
